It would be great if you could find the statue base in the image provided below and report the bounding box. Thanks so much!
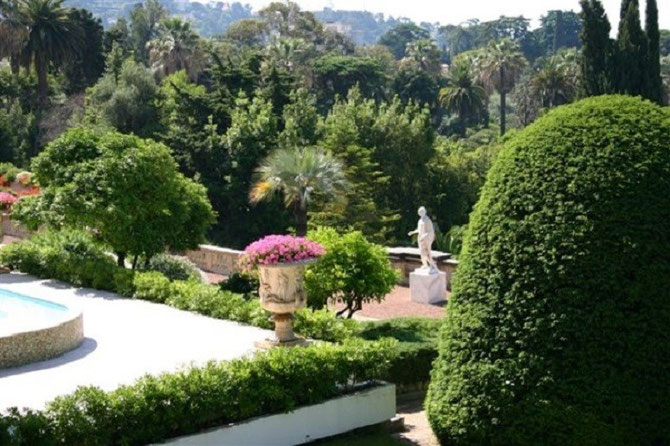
[409,269,447,304]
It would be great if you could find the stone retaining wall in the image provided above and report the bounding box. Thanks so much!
[184,245,242,276]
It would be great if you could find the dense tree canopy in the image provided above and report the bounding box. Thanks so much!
[14,128,215,266]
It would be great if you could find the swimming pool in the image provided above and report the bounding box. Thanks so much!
[0,288,83,368]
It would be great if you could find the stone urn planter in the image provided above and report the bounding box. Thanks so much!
[241,235,325,349]
[257,260,313,348]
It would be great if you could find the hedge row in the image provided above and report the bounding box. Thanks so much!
[0,230,441,384]
[0,339,397,446]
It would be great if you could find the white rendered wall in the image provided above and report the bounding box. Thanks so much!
[161,383,396,446]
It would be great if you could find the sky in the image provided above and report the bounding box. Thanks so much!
[216,0,670,31]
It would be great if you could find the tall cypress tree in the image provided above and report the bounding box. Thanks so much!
[579,0,613,96]
[646,0,663,103]
[616,0,648,97]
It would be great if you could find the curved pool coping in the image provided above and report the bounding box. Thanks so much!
[0,296,84,369]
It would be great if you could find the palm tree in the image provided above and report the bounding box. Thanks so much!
[405,38,442,75]
[250,147,347,236]
[475,38,527,135]
[0,0,28,76]
[147,17,203,81]
[439,62,487,136]
[531,55,576,108]
[16,0,81,107]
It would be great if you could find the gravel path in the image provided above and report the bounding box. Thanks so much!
[0,273,271,410]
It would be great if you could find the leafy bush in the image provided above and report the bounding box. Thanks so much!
[218,272,259,297]
[140,254,202,282]
[305,228,398,317]
[358,318,442,385]
[0,230,118,291]
[132,271,173,303]
[0,339,397,445]
[426,96,670,445]
[294,308,359,343]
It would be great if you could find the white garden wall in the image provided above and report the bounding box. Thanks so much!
[161,382,396,446]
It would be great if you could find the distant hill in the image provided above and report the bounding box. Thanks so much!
[62,0,427,44]
[63,0,253,37]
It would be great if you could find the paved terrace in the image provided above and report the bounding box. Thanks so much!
[0,273,271,410]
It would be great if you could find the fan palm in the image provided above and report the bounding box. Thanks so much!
[475,38,527,135]
[15,0,81,107]
[250,147,347,236]
[405,38,442,75]
[439,62,487,136]
[147,17,203,81]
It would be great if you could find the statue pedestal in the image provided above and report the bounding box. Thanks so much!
[409,269,447,304]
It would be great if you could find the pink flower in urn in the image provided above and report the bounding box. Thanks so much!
[240,234,325,270]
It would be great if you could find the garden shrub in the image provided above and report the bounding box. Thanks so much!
[0,339,397,446]
[218,272,259,297]
[0,230,118,290]
[426,96,670,445]
[358,318,442,385]
[305,227,398,317]
[140,254,201,282]
[132,271,172,303]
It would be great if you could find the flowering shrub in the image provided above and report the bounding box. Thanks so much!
[0,192,18,210]
[16,187,40,197]
[241,234,325,270]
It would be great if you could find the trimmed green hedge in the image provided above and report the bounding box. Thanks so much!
[426,96,670,445]
[0,339,397,446]
[358,318,441,386]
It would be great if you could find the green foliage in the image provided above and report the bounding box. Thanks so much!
[250,146,347,236]
[427,134,501,234]
[315,87,434,241]
[14,128,215,263]
[293,308,359,343]
[616,0,649,98]
[218,272,259,297]
[378,23,430,59]
[358,318,442,385]
[0,229,119,291]
[132,271,173,303]
[140,254,201,282]
[305,227,397,318]
[86,59,159,136]
[0,339,397,445]
[426,96,670,445]
[62,8,105,93]
[312,55,386,110]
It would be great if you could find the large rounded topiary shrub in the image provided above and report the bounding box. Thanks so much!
[426,96,670,445]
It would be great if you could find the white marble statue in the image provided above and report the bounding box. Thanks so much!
[407,206,438,273]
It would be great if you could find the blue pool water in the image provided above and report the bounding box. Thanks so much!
[0,288,68,324]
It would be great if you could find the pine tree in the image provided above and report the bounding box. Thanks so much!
[616,0,648,97]
[579,0,614,96]
[646,0,663,103]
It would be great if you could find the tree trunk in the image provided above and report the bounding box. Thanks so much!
[116,252,126,268]
[35,56,49,109]
[10,54,20,77]
[499,66,506,136]
[293,202,308,237]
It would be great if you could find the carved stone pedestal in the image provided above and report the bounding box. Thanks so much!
[409,269,447,304]
[255,313,309,349]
